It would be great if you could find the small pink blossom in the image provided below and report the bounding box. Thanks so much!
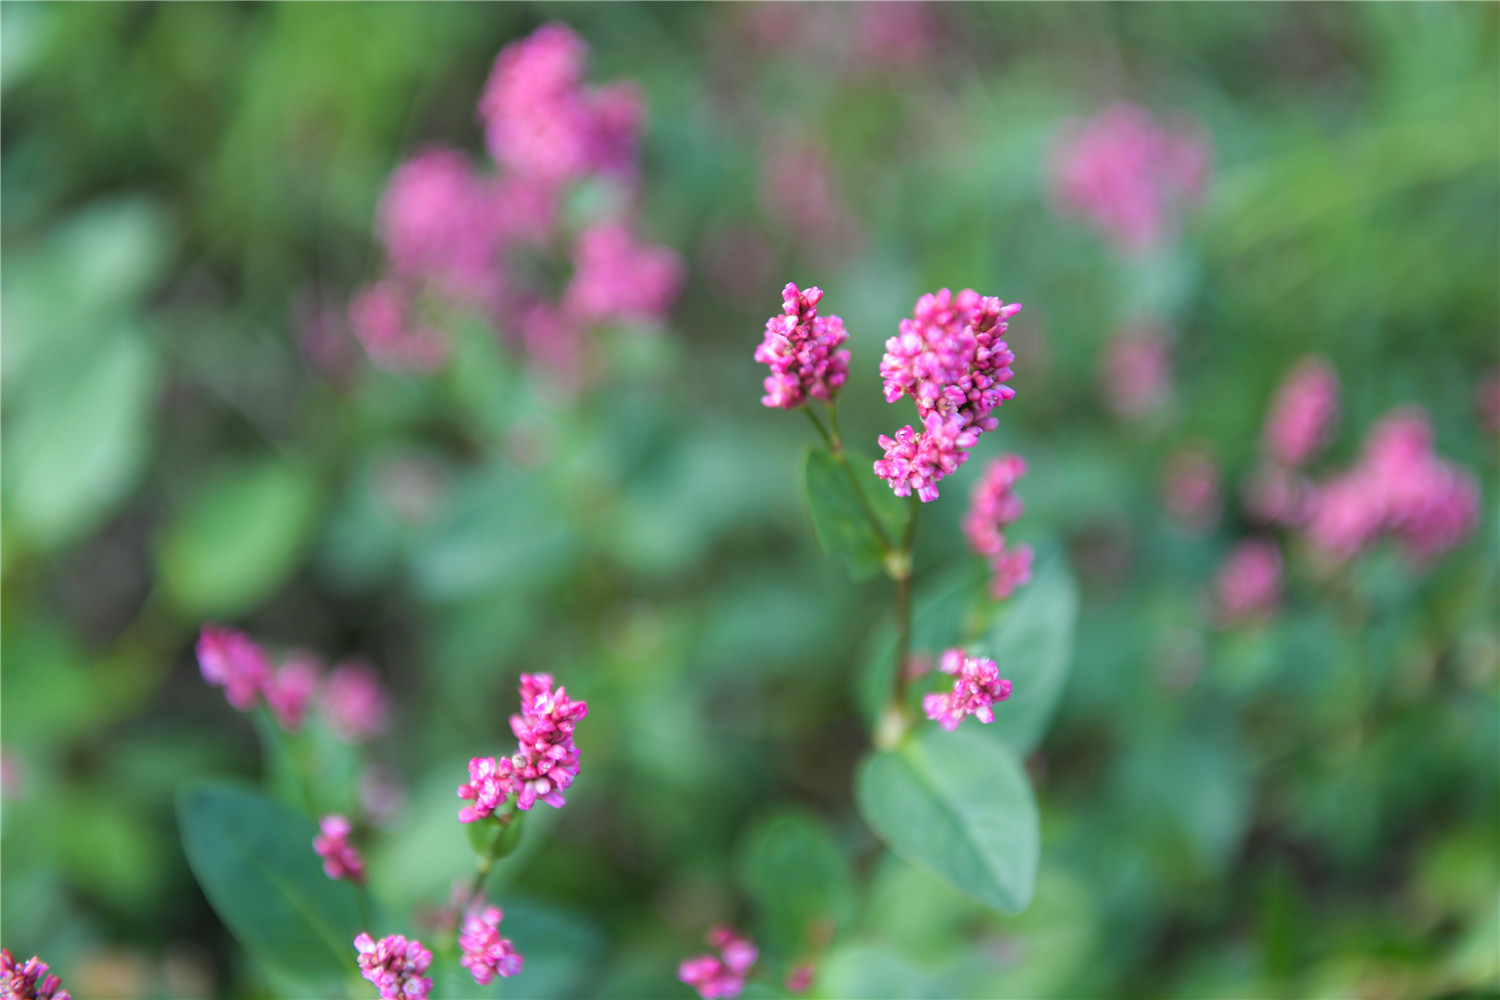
[459,904,523,984]
[313,815,365,885]
[456,755,516,824]
[377,147,500,306]
[563,220,685,328]
[879,288,1020,433]
[322,661,390,743]
[785,963,815,994]
[354,933,432,1000]
[678,927,758,1000]
[264,652,322,731]
[348,281,449,373]
[874,411,979,502]
[754,282,850,409]
[922,649,1013,731]
[1302,471,1384,562]
[1212,539,1282,627]
[1263,357,1339,468]
[1050,102,1211,254]
[1162,448,1222,536]
[1,949,70,1000]
[1101,323,1171,418]
[196,625,271,712]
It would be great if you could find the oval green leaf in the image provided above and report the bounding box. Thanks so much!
[856,726,1039,914]
[804,447,904,580]
[176,781,363,989]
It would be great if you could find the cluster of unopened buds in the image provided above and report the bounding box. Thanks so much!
[678,926,759,1000]
[923,649,1014,731]
[458,673,589,818]
[196,624,389,741]
[313,815,366,885]
[354,933,432,1000]
[755,283,850,409]
[963,454,1033,599]
[349,22,683,382]
[0,950,69,1000]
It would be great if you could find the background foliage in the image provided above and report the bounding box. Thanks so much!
[2,3,1496,998]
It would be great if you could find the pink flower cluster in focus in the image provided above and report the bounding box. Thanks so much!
[1303,408,1480,564]
[923,648,1013,731]
[354,933,432,1000]
[678,927,758,1000]
[875,289,1020,501]
[755,283,850,409]
[1212,539,1282,626]
[1050,102,1211,254]
[195,626,390,742]
[458,673,588,820]
[313,815,365,885]
[1264,357,1340,468]
[352,23,682,379]
[1,950,70,1000]
[459,904,523,984]
[962,455,1034,599]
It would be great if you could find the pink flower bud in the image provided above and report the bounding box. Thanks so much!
[923,649,1013,731]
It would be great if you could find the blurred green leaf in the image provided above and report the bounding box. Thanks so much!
[856,726,1039,914]
[737,810,854,952]
[176,781,363,992]
[804,447,901,579]
[157,457,321,618]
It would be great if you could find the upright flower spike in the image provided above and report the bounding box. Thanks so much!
[509,673,588,810]
[879,288,1019,433]
[678,927,758,1000]
[922,649,1012,731]
[459,904,524,984]
[1263,357,1340,469]
[313,815,366,885]
[1,950,70,1000]
[197,624,271,712]
[354,933,433,1000]
[1212,539,1283,627]
[754,282,850,410]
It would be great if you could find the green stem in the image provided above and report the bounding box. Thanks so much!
[806,402,895,552]
[877,495,921,750]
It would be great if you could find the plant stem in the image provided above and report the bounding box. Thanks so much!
[806,402,895,552]
[891,494,919,708]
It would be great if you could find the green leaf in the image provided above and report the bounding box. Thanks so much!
[970,549,1079,754]
[176,781,363,991]
[157,457,321,617]
[803,447,904,580]
[737,810,854,950]
[856,726,1039,914]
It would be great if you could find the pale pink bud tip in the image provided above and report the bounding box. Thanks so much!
[679,927,758,999]
[1,949,71,1000]
[923,649,1012,732]
[353,933,433,1000]
[460,903,524,984]
[754,281,850,409]
[313,814,366,885]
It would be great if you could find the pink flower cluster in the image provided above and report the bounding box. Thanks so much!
[962,455,1034,599]
[1,950,69,1000]
[1263,357,1339,468]
[459,904,523,985]
[351,23,682,379]
[1050,102,1211,254]
[354,933,432,1000]
[1302,408,1480,564]
[1101,323,1172,419]
[313,815,365,885]
[922,648,1013,731]
[874,289,1020,501]
[755,283,850,409]
[678,927,758,1000]
[457,674,588,820]
[1212,539,1283,626]
[195,626,390,742]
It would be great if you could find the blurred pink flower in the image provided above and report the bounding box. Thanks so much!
[1,950,70,1000]
[853,2,939,70]
[196,625,271,712]
[923,648,1013,731]
[377,147,501,306]
[785,963,815,995]
[1162,447,1222,536]
[679,927,758,1000]
[1263,357,1339,468]
[1100,323,1171,418]
[294,287,359,384]
[754,282,850,409]
[1050,102,1211,254]
[1241,460,1312,526]
[1479,367,1500,436]
[962,454,1034,598]
[874,411,980,503]
[1212,539,1282,626]
[459,904,523,984]
[760,136,859,251]
[354,933,431,1000]
[987,544,1035,601]
[321,661,390,743]
[313,815,365,885]
[0,748,22,800]
[264,652,322,731]
[563,220,685,328]
[347,281,449,373]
